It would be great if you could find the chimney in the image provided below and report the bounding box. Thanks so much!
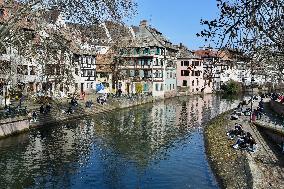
[139,20,148,27]
[179,43,183,48]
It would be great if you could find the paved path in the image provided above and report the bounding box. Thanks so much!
[233,98,284,189]
[255,100,284,134]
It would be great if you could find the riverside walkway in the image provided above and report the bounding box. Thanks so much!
[254,101,284,135]
[233,98,284,189]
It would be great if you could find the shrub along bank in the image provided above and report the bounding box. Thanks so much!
[221,80,242,95]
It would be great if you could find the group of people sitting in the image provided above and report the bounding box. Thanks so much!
[85,100,93,108]
[252,99,264,120]
[97,94,107,105]
[227,123,257,152]
[65,97,79,115]
[28,103,52,123]
[231,97,265,121]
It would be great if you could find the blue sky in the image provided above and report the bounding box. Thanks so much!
[126,0,219,50]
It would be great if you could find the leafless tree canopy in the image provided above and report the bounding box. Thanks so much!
[199,0,284,56]
[0,0,137,49]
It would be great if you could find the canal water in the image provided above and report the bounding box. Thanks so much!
[0,95,238,189]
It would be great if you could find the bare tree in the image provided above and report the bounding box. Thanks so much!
[0,0,136,96]
[198,0,284,82]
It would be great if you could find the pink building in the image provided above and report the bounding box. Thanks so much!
[177,45,206,94]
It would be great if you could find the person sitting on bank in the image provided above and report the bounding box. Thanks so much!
[85,100,93,108]
[71,97,78,107]
[45,103,52,114]
[40,105,45,114]
[247,137,257,152]
[32,111,37,122]
[233,132,253,150]
[227,123,244,139]
[66,106,73,115]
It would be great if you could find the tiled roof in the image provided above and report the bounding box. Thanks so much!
[177,45,200,59]
[96,50,114,72]
[194,49,219,58]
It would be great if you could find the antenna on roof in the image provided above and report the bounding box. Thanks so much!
[149,14,152,27]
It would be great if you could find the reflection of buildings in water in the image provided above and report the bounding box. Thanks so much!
[0,122,94,188]
[175,96,207,127]
[202,94,213,110]
[150,100,176,150]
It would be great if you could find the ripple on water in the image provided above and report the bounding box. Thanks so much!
[0,95,239,189]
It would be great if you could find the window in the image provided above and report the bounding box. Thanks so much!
[183,80,187,86]
[87,83,89,88]
[29,66,36,75]
[143,48,150,54]
[195,71,201,76]
[192,80,195,86]
[75,68,79,75]
[156,48,160,55]
[135,70,139,77]
[87,70,92,76]
[197,80,199,86]
[170,72,172,78]
[184,61,189,66]
[90,82,93,88]
[135,48,140,54]
[170,84,171,90]
[181,61,184,66]
[181,70,190,76]
[17,65,28,75]
[173,84,175,89]
[155,58,159,66]
[192,61,200,66]
[130,70,135,77]
[155,83,159,91]
[160,83,163,91]
[155,70,159,78]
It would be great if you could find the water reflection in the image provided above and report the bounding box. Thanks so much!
[0,95,238,189]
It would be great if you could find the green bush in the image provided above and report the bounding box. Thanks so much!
[221,80,242,94]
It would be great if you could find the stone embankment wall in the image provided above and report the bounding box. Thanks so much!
[0,118,29,138]
[270,100,284,116]
[0,96,158,139]
[113,96,155,109]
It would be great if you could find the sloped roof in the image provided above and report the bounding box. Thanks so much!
[66,22,109,46]
[96,49,114,72]
[177,45,200,59]
[129,23,178,50]
[105,21,132,41]
[194,49,219,58]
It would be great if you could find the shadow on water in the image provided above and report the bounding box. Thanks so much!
[0,95,239,189]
